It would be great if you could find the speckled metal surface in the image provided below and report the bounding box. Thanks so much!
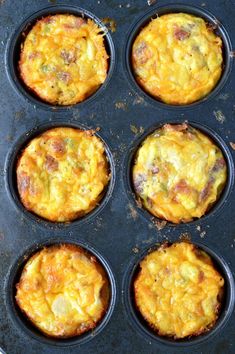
[0,0,235,353]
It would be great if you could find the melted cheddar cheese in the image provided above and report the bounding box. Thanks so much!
[132,13,223,105]
[16,127,110,222]
[19,15,108,105]
[134,242,224,339]
[16,244,109,338]
[132,123,227,223]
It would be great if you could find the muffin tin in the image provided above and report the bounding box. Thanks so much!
[1,0,235,353]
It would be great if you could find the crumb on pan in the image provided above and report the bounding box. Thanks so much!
[213,110,226,124]
[229,142,235,150]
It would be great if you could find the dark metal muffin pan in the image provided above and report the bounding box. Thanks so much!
[1,0,235,353]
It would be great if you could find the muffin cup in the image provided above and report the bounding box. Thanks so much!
[123,3,233,109]
[5,4,116,111]
[122,240,235,346]
[5,121,115,229]
[123,120,234,227]
[5,238,117,347]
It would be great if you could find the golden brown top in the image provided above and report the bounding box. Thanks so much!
[134,242,224,339]
[132,123,227,223]
[16,127,110,222]
[19,14,108,105]
[132,13,223,105]
[16,244,110,338]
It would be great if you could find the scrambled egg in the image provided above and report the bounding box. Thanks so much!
[16,244,110,338]
[132,13,223,105]
[16,127,110,222]
[134,242,224,339]
[19,14,108,105]
[132,123,227,223]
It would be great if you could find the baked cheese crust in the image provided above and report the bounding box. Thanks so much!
[132,123,227,223]
[134,242,224,339]
[16,244,110,338]
[19,14,108,105]
[132,13,223,105]
[16,127,110,222]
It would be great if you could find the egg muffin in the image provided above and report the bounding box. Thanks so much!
[132,123,227,224]
[132,13,223,105]
[16,127,110,222]
[134,242,224,339]
[16,244,110,338]
[19,14,109,105]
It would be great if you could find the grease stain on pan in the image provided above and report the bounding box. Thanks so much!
[217,93,230,101]
[127,203,138,220]
[14,108,26,121]
[94,216,103,231]
[0,231,4,241]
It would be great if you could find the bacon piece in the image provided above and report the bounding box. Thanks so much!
[212,157,226,173]
[146,196,153,207]
[28,52,40,60]
[51,138,66,155]
[60,49,76,64]
[173,179,191,194]
[57,71,71,83]
[199,179,214,203]
[63,17,85,30]
[133,173,147,193]
[45,154,58,172]
[133,41,152,64]
[152,166,159,174]
[74,17,86,28]
[42,17,54,24]
[174,26,190,40]
[198,270,205,283]
[164,123,188,132]
[17,172,30,193]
